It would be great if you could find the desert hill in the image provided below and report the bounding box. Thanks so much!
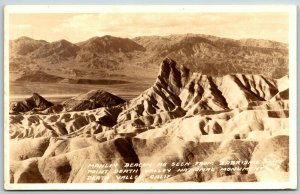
[10,93,54,113]
[62,89,126,111]
[9,58,289,183]
[15,70,65,82]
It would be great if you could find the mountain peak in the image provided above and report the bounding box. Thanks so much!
[13,36,48,44]
[57,39,71,43]
[101,35,116,39]
[75,35,145,64]
[29,39,79,60]
[52,39,75,47]
[157,58,185,95]
[159,57,177,78]
[15,36,34,41]
[32,92,42,98]
[159,58,190,80]
[30,92,53,106]
[10,37,48,56]
[62,89,126,111]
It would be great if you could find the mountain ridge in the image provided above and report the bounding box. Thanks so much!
[9,34,288,79]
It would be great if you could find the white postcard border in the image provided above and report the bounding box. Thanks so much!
[3,5,298,190]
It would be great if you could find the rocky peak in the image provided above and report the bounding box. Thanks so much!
[62,89,126,111]
[29,93,54,108]
[32,92,42,98]
[158,58,191,94]
[54,39,73,47]
[158,57,176,78]
[10,93,54,113]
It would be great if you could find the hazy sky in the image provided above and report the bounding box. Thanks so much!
[9,13,289,43]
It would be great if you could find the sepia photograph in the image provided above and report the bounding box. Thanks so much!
[3,5,297,190]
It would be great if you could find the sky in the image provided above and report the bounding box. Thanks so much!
[9,12,289,43]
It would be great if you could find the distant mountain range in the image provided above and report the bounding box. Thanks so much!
[9,34,288,80]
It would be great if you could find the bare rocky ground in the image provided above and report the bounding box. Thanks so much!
[9,58,289,183]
